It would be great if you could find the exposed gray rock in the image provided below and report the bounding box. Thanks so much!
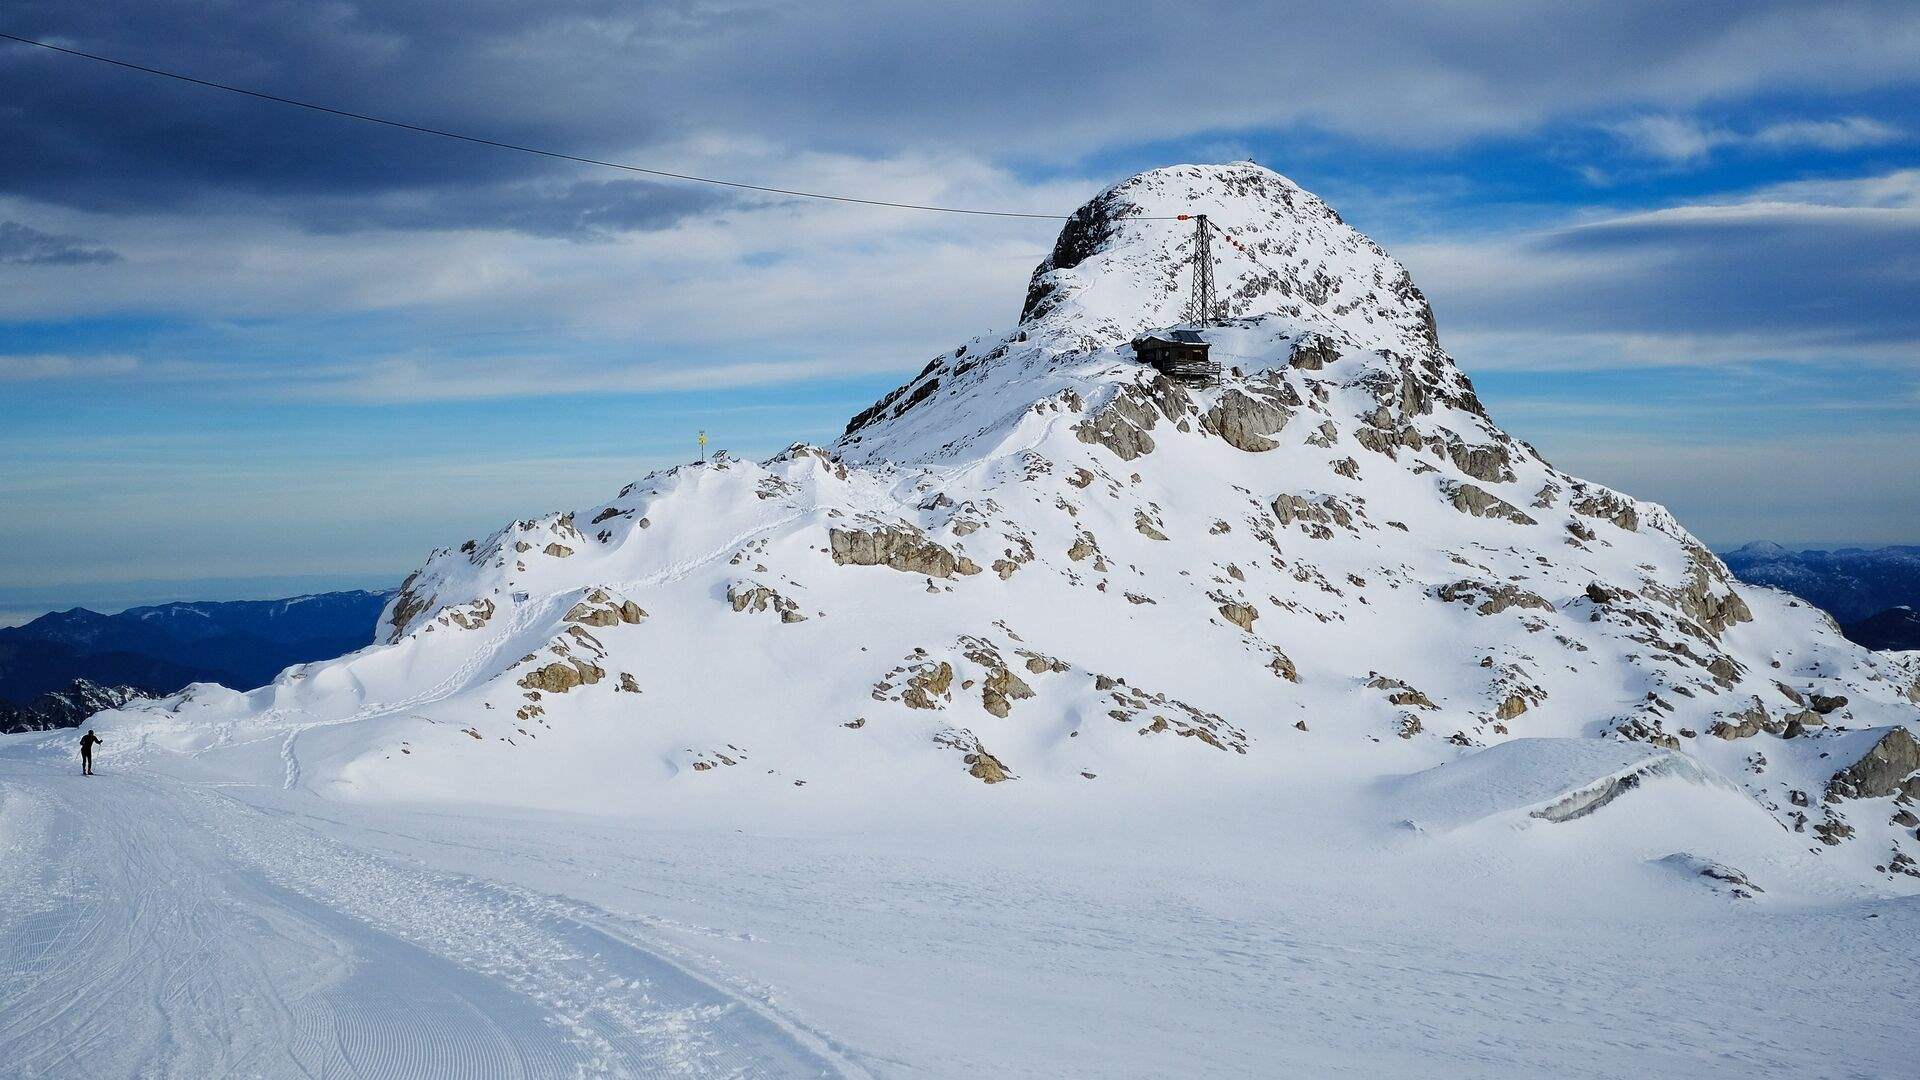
[902,662,955,710]
[1287,333,1338,370]
[1352,425,1399,458]
[1443,482,1537,526]
[1827,728,1920,801]
[1133,510,1169,541]
[1067,533,1100,562]
[1668,545,1755,637]
[1214,597,1259,632]
[829,527,978,579]
[1270,492,1355,536]
[1711,698,1774,740]
[517,658,605,694]
[1446,441,1514,484]
[1073,385,1164,461]
[439,598,497,630]
[1437,580,1553,616]
[933,728,1012,783]
[1783,708,1825,733]
[1269,648,1300,683]
[1200,388,1292,452]
[1368,675,1438,710]
[1571,489,1640,531]
[1813,817,1855,846]
[385,571,433,643]
[727,582,808,623]
[964,741,1012,783]
[565,589,647,627]
[981,665,1035,718]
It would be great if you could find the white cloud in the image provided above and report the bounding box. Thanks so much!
[0,145,1092,402]
[0,353,140,380]
[1750,116,1906,150]
[672,3,1920,153]
[1399,170,1920,372]
[1605,114,1905,163]
[1605,116,1727,163]
[1737,168,1920,208]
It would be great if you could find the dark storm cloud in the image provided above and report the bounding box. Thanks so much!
[0,221,121,265]
[296,178,730,239]
[7,0,1920,240]
[0,1,735,236]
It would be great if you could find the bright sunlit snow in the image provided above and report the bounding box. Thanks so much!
[4,164,1917,1078]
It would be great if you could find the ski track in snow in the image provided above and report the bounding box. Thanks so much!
[0,758,852,1079]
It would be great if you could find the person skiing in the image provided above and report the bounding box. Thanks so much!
[79,729,101,776]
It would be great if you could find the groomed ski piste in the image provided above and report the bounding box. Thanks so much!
[5,164,1919,1077]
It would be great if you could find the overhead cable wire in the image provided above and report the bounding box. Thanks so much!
[0,30,1184,221]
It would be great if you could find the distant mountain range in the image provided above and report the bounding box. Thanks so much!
[1721,543,1920,650]
[1840,607,1920,652]
[0,680,159,734]
[0,590,394,731]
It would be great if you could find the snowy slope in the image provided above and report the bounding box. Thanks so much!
[66,163,1920,879]
[11,162,1920,1079]
[9,749,1920,1079]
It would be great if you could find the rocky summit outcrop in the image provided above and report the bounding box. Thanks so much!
[517,658,605,694]
[1444,482,1537,526]
[829,527,979,579]
[566,589,647,627]
[89,163,1920,879]
[1200,385,1293,452]
[1827,729,1920,801]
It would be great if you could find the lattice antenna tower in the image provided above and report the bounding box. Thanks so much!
[1188,214,1217,326]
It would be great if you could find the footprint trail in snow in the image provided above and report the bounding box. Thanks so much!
[0,758,851,1078]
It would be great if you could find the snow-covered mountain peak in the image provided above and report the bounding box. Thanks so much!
[1729,540,1794,558]
[75,164,1920,892]
[1018,162,1438,356]
[836,163,1459,466]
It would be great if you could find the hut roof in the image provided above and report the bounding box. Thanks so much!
[1133,329,1209,348]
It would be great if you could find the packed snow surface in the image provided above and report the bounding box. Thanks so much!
[5,163,1919,1076]
[5,745,1918,1078]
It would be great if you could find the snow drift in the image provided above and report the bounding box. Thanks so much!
[1389,737,1746,830]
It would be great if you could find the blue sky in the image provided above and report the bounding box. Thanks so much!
[3,2,1918,624]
